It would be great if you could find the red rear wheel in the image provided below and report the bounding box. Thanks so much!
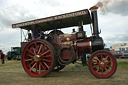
[88,50,117,78]
[22,39,56,77]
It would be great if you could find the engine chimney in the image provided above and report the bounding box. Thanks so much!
[89,6,99,37]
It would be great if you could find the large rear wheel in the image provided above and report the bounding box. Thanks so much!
[22,39,56,77]
[88,50,117,78]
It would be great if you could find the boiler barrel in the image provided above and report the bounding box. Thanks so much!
[76,39,91,53]
[76,37,104,53]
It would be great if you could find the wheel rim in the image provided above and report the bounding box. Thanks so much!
[22,40,54,77]
[89,52,117,78]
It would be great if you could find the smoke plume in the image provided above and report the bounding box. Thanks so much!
[95,0,128,16]
[96,0,123,11]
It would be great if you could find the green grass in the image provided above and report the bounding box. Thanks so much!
[117,59,128,69]
[0,59,128,85]
[118,62,128,68]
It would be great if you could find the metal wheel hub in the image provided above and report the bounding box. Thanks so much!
[34,55,40,62]
[99,61,105,67]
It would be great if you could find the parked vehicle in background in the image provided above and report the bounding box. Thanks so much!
[111,51,123,58]
[110,46,128,58]
[6,47,21,60]
[6,51,12,60]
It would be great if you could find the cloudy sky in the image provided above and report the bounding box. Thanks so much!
[0,0,128,53]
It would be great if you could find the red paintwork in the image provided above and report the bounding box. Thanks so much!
[59,34,76,42]
[89,52,117,78]
[22,40,54,77]
[76,39,90,53]
[21,42,27,51]
[60,48,72,60]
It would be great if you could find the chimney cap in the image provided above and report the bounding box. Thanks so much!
[89,6,98,11]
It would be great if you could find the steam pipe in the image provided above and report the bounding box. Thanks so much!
[89,6,100,37]
[78,21,84,32]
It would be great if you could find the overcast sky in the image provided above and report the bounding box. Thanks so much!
[0,0,128,53]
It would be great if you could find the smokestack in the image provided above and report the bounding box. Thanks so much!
[89,6,100,37]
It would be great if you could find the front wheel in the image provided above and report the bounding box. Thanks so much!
[88,50,117,78]
[22,39,56,77]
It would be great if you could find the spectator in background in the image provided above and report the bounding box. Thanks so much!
[0,51,6,64]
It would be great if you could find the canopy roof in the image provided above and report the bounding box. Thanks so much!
[12,9,92,31]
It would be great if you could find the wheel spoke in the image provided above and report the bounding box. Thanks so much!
[105,56,109,60]
[27,49,35,55]
[39,64,41,74]
[30,63,37,71]
[101,68,104,75]
[43,54,52,58]
[41,44,46,53]
[36,63,38,73]
[92,61,98,64]
[105,68,109,73]
[42,59,51,62]
[107,60,112,64]
[44,62,49,68]
[93,65,99,68]
[106,65,112,68]
[38,44,43,54]
[27,54,34,58]
[32,47,36,55]
[96,68,100,72]
[25,59,32,62]
[101,54,103,61]
[39,62,46,71]
[41,50,50,56]
[29,61,35,67]
[96,56,100,62]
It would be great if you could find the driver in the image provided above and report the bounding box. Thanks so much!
[32,25,40,39]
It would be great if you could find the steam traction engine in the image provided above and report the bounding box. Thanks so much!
[12,7,117,78]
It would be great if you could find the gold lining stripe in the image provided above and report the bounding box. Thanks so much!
[89,41,92,53]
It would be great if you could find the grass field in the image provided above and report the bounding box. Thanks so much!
[0,59,128,85]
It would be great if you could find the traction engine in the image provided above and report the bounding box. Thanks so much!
[12,6,117,78]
